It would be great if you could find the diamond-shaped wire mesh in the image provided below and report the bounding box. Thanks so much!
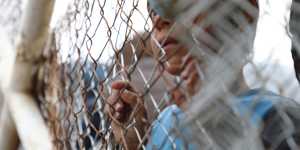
[1,0,300,149]
[38,0,300,149]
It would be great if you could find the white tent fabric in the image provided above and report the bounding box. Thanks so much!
[244,0,300,101]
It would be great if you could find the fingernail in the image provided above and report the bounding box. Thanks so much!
[115,102,124,112]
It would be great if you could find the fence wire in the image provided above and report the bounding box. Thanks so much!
[39,0,300,149]
[1,0,300,149]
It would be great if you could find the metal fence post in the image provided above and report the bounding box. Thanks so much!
[1,0,56,149]
[0,102,19,150]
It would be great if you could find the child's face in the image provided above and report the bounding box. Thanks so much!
[148,1,258,105]
[149,9,206,75]
[149,9,206,106]
[148,0,257,75]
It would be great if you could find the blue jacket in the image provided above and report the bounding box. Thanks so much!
[146,89,300,150]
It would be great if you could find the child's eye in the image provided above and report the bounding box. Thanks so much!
[150,9,157,18]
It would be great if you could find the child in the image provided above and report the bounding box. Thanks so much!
[105,0,300,149]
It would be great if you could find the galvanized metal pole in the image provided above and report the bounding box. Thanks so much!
[1,0,56,149]
[0,102,19,150]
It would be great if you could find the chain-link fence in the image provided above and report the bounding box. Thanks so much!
[1,0,300,149]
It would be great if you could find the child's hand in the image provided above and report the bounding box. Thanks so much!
[105,80,148,149]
